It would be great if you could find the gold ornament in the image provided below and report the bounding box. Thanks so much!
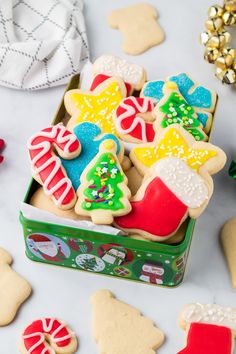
[201,0,236,85]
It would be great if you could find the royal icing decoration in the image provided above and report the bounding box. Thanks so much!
[65,79,126,135]
[90,74,132,96]
[93,54,146,90]
[0,138,5,163]
[61,122,122,191]
[130,126,218,176]
[28,125,81,209]
[155,83,207,141]
[178,322,232,354]
[141,73,216,130]
[22,318,76,354]
[115,96,155,143]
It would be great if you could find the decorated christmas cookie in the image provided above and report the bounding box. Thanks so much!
[61,122,124,191]
[115,157,212,241]
[108,4,165,55]
[91,289,165,354]
[0,138,5,164]
[130,124,226,177]
[93,54,146,90]
[0,248,31,326]
[114,96,156,143]
[178,303,236,354]
[28,125,81,210]
[75,140,131,224]
[65,77,127,134]
[20,318,78,354]
[153,82,207,141]
[141,73,217,132]
[90,74,133,96]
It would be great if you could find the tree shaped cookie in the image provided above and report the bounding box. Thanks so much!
[153,82,207,141]
[108,3,165,55]
[91,289,165,354]
[75,140,131,224]
[0,247,31,326]
[178,303,236,354]
[130,124,226,177]
[65,77,127,134]
[115,157,212,241]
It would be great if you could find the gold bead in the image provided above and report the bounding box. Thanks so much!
[205,18,223,31]
[207,33,226,48]
[222,47,236,60]
[217,68,236,84]
[224,0,236,13]
[215,55,232,70]
[222,11,236,25]
[222,30,232,44]
[200,31,211,45]
[208,5,224,18]
[204,47,220,63]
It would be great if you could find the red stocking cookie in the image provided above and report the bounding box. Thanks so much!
[90,74,132,96]
[114,97,155,143]
[28,124,81,210]
[0,138,5,163]
[20,318,78,354]
[178,303,236,354]
[115,157,212,241]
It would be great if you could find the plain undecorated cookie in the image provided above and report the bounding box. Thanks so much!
[108,3,165,55]
[91,289,165,354]
[221,217,236,288]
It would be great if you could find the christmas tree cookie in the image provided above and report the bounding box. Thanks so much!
[65,77,127,135]
[75,140,131,224]
[178,303,236,354]
[153,82,207,141]
[91,289,165,354]
[115,157,212,241]
[130,124,226,177]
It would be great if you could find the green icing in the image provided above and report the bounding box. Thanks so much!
[82,152,124,211]
[160,92,205,141]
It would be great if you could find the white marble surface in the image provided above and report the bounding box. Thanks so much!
[0,0,236,352]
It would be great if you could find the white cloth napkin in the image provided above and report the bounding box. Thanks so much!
[0,0,89,90]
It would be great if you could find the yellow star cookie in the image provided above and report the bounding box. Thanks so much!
[65,78,127,135]
[130,124,226,176]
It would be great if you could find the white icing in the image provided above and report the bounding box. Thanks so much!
[182,303,236,330]
[27,125,78,206]
[116,97,154,142]
[153,157,208,208]
[94,55,144,85]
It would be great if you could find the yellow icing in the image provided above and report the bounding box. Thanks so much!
[133,128,217,170]
[103,139,116,150]
[166,81,178,90]
[70,82,123,136]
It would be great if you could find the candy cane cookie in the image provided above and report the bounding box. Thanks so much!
[20,318,78,354]
[114,97,156,143]
[28,124,81,210]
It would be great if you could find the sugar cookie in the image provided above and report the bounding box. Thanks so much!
[108,3,165,55]
[61,122,124,191]
[75,140,131,224]
[91,289,165,354]
[90,74,133,96]
[0,248,31,326]
[178,303,236,354]
[141,73,217,133]
[130,124,226,177]
[114,96,156,143]
[65,77,127,134]
[221,217,236,288]
[125,166,143,196]
[93,55,146,90]
[115,157,212,241]
[28,124,81,210]
[20,318,78,354]
[153,82,207,141]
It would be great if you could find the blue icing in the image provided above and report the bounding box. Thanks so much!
[197,112,208,127]
[142,80,165,103]
[169,73,212,109]
[61,122,121,191]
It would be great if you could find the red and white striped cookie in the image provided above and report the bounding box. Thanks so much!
[114,96,155,143]
[28,124,81,210]
[20,318,78,354]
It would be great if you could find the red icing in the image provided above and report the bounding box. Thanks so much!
[28,126,80,206]
[115,177,188,237]
[0,138,5,163]
[116,97,155,142]
[90,74,132,95]
[23,318,72,354]
[178,322,232,354]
